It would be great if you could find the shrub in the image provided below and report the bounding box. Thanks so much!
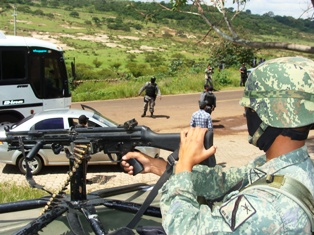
[126,62,153,77]
[69,11,79,18]
[214,70,232,89]
[92,58,103,68]
[131,23,143,30]
[33,9,44,16]
[75,63,97,80]
[97,69,117,80]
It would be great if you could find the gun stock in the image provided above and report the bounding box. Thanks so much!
[141,126,179,152]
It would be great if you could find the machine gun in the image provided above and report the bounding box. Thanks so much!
[0,119,181,234]
[3,118,180,175]
[0,119,215,235]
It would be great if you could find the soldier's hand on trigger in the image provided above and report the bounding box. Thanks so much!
[121,152,167,176]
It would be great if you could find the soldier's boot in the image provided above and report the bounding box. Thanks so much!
[141,111,146,117]
[150,112,154,117]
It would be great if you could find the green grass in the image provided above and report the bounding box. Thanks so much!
[71,68,240,102]
[1,5,216,70]
[0,182,48,203]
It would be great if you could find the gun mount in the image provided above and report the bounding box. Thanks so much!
[0,119,215,234]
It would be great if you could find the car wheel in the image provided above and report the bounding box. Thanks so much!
[17,155,43,175]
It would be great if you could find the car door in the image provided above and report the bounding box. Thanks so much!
[31,117,69,165]
[66,117,114,164]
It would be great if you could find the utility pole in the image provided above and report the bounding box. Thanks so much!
[12,5,17,35]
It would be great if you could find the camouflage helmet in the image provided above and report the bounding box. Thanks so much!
[240,57,314,128]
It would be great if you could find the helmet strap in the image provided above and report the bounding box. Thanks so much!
[246,108,282,151]
[281,128,309,141]
[248,122,268,146]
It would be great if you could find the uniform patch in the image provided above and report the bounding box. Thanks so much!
[219,195,256,231]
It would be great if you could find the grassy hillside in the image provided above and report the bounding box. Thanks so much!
[0,1,313,101]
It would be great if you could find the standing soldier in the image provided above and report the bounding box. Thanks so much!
[138,76,162,118]
[239,63,248,86]
[204,64,214,87]
[200,84,216,115]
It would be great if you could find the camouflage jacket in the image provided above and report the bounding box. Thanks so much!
[160,145,314,234]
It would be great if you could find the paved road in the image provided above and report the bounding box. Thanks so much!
[0,88,313,193]
[71,88,245,133]
[0,89,313,234]
[0,89,255,192]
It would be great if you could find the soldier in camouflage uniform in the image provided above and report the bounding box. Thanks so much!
[138,76,162,118]
[122,57,314,234]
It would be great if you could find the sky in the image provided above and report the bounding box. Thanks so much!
[225,0,312,19]
[147,0,313,19]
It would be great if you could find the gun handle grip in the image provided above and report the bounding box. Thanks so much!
[200,130,216,167]
[127,158,144,176]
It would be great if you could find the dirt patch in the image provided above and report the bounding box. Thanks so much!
[212,115,248,136]
[29,31,166,53]
[118,35,140,40]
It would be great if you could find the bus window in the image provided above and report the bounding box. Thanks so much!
[1,50,26,80]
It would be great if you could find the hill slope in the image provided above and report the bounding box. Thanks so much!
[1,1,313,68]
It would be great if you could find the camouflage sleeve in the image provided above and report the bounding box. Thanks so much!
[156,84,161,96]
[181,154,267,199]
[160,171,311,234]
[189,164,248,199]
[159,164,248,225]
[138,82,148,95]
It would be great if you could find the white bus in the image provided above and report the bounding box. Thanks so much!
[0,32,72,124]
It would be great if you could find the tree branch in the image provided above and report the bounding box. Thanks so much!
[159,0,314,54]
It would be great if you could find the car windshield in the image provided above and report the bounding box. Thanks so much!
[93,113,117,127]
[80,104,118,127]
[10,114,35,129]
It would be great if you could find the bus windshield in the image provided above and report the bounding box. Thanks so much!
[0,47,71,99]
[29,48,71,99]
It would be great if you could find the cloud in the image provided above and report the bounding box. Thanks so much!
[143,0,312,19]
[226,0,311,19]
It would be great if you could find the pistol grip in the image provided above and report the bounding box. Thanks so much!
[127,158,144,176]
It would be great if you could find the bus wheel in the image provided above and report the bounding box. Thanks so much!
[18,155,43,175]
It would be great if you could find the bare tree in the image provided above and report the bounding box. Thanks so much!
[159,0,314,54]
